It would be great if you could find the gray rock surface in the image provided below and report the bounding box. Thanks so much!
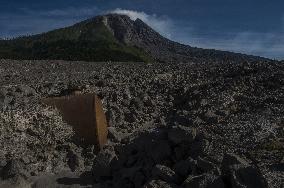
[0,59,282,187]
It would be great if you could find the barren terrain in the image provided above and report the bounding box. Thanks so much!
[0,59,283,187]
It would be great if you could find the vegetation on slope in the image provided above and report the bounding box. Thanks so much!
[0,21,153,63]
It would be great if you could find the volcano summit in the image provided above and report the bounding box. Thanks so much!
[0,14,269,63]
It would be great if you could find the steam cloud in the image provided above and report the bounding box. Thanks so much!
[110,8,173,39]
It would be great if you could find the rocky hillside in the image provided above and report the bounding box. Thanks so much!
[0,59,283,187]
[0,14,270,63]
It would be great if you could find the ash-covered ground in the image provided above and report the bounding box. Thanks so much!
[0,59,283,188]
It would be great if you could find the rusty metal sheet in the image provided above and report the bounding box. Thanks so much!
[42,93,108,150]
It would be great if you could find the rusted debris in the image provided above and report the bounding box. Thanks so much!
[42,93,108,150]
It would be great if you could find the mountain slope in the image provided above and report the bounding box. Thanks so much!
[0,15,152,62]
[0,14,269,63]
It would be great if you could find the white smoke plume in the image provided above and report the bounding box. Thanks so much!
[109,8,173,39]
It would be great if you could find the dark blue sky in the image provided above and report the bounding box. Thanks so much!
[1,0,283,59]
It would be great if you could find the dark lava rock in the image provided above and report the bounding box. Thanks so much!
[92,150,116,179]
[221,153,268,188]
[197,157,217,173]
[67,150,80,172]
[173,157,197,177]
[222,153,249,167]
[225,165,269,188]
[0,60,282,187]
[144,179,179,188]
[124,112,137,123]
[183,173,225,188]
[152,164,178,183]
[168,126,197,145]
[148,140,171,163]
[190,138,210,158]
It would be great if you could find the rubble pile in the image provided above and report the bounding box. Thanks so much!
[0,59,283,187]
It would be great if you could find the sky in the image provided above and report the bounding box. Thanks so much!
[0,0,283,60]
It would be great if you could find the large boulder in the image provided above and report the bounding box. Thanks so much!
[222,153,249,169]
[183,173,224,188]
[189,138,210,158]
[228,166,268,188]
[221,153,268,188]
[152,165,178,183]
[168,126,196,145]
[197,157,217,173]
[173,157,197,177]
[144,179,178,188]
[147,140,171,163]
[92,150,117,179]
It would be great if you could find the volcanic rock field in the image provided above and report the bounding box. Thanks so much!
[0,59,283,187]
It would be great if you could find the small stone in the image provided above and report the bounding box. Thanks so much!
[155,117,167,127]
[106,110,116,127]
[200,99,208,106]
[0,160,7,168]
[96,80,105,87]
[130,97,143,111]
[18,85,36,97]
[144,96,154,107]
[203,109,219,123]
[108,127,123,142]
[124,112,136,123]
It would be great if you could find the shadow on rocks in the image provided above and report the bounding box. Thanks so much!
[91,126,269,188]
[91,127,201,188]
[56,171,94,186]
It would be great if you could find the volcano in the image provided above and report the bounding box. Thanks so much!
[0,14,269,63]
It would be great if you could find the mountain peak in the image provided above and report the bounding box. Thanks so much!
[86,13,160,45]
[0,13,269,63]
